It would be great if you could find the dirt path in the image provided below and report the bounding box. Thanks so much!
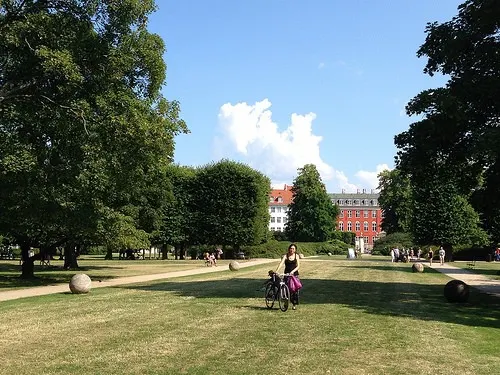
[0,258,277,302]
[1,258,498,302]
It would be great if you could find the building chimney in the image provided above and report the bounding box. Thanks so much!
[341,189,345,194]
[362,188,366,194]
[357,189,360,194]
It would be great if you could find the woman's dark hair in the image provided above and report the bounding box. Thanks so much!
[288,243,298,251]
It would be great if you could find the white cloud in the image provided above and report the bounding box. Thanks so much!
[355,164,392,191]
[215,99,389,193]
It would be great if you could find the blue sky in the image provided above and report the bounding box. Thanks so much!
[148,0,462,192]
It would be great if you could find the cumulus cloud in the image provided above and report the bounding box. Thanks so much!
[355,164,392,191]
[215,99,388,192]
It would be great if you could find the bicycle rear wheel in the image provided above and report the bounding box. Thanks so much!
[265,283,275,309]
[278,284,289,312]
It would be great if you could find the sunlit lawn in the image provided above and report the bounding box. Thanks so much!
[0,258,499,375]
[0,255,241,290]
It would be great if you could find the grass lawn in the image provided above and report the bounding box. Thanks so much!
[0,258,499,375]
[450,260,500,280]
[0,257,241,290]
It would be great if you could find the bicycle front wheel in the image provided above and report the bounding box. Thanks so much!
[278,283,289,312]
[265,283,275,309]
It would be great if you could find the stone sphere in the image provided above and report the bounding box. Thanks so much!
[412,262,424,273]
[444,279,470,303]
[69,273,92,294]
[229,261,240,271]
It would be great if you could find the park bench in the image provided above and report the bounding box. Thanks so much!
[467,258,476,270]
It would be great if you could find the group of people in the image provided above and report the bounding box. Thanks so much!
[203,248,223,267]
[390,246,446,266]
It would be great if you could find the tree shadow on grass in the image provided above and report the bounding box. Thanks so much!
[0,262,119,289]
[121,276,500,329]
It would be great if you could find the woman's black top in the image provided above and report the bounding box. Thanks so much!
[284,255,299,276]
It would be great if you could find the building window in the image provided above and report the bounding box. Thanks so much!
[355,210,360,218]
[347,222,352,231]
[372,222,377,232]
[346,199,352,205]
[372,210,377,218]
[372,236,376,244]
[276,227,282,232]
[354,199,359,205]
[339,200,344,205]
[381,210,385,218]
[339,222,344,231]
[277,217,281,223]
[364,210,368,218]
[355,221,360,231]
[270,207,275,213]
[271,227,275,231]
[347,210,352,218]
[270,217,275,223]
[363,221,368,231]
[283,217,287,223]
[364,236,369,244]
[277,207,282,213]
[339,210,344,218]
[277,197,283,203]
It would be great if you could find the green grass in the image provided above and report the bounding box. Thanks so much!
[0,258,499,375]
[0,257,240,290]
[451,260,500,280]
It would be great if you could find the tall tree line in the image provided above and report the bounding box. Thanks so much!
[379,0,498,247]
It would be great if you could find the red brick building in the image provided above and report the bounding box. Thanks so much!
[329,190,383,250]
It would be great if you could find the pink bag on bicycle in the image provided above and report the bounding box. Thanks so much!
[288,275,302,293]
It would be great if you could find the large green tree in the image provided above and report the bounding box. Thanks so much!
[377,169,412,234]
[192,160,270,257]
[285,164,338,242]
[0,1,187,275]
[156,164,196,260]
[410,178,488,246]
[394,0,499,241]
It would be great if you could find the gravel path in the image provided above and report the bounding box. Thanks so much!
[0,258,277,302]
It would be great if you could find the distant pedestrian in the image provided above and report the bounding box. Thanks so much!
[417,248,422,260]
[390,248,395,262]
[428,248,434,266]
[439,247,445,266]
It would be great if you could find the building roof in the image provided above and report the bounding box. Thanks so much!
[269,184,293,206]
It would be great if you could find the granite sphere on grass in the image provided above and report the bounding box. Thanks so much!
[69,273,92,294]
[444,279,470,303]
[229,261,240,271]
[412,263,424,273]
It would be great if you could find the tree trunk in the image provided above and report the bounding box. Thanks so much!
[179,243,185,260]
[161,244,168,260]
[20,243,35,279]
[63,243,79,269]
[174,245,178,260]
[105,246,113,260]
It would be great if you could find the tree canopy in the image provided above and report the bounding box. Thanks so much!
[394,0,499,244]
[0,0,188,273]
[285,164,338,242]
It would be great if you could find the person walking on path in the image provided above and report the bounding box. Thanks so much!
[428,248,434,266]
[439,246,446,266]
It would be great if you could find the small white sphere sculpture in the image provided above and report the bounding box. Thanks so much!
[69,273,92,294]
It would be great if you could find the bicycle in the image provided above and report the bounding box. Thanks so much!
[264,272,290,312]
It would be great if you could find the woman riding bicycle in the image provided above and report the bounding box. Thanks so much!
[275,243,301,310]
